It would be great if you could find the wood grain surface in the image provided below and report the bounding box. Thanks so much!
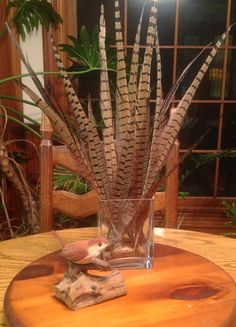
[0,228,236,327]
[4,242,236,326]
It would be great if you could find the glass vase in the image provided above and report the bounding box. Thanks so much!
[98,197,154,269]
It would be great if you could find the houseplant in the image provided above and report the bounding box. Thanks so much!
[0,0,63,239]
[222,200,236,238]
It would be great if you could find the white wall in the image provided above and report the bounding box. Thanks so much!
[20,27,44,123]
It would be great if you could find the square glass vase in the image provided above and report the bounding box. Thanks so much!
[98,197,154,269]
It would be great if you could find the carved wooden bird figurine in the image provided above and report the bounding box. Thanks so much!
[51,230,109,264]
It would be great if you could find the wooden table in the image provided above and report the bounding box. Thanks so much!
[0,228,236,327]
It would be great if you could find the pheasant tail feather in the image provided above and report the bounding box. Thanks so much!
[99,5,117,182]
[144,26,232,196]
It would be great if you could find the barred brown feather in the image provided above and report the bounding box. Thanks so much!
[87,97,111,199]
[50,38,90,141]
[128,5,144,115]
[131,0,158,197]
[0,142,39,232]
[20,83,96,189]
[99,5,117,182]
[114,0,130,144]
[144,27,231,196]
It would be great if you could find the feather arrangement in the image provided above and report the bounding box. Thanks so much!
[7,0,233,256]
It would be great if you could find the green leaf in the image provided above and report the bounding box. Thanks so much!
[59,44,80,59]
[80,26,90,64]
[53,166,90,195]
[6,0,62,40]
[60,26,117,79]
[178,191,190,198]
[222,200,236,230]
[223,232,236,238]
[180,150,236,186]
[0,112,41,138]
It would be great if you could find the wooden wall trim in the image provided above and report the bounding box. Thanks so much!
[0,0,23,139]
[0,1,24,215]
[42,0,77,110]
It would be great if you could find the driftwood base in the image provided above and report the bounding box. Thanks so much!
[54,269,127,310]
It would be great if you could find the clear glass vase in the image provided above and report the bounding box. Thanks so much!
[98,197,154,269]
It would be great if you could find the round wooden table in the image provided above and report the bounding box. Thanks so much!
[1,228,236,326]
